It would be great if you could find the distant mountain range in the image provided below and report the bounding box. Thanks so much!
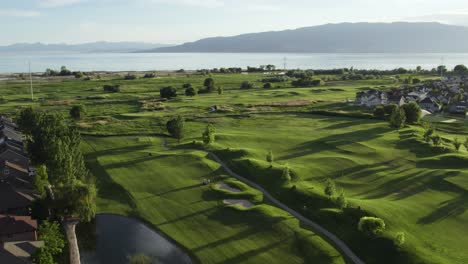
[0,41,171,53]
[144,22,468,53]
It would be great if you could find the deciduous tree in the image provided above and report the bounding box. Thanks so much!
[394,232,405,247]
[358,217,386,236]
[431,135,442,146]
[160,86,177,99]
[453,138,462,152]
[32,221,65,264]
[282,164,291,182]
[166,116,185,143]
[336,189,348,209]
[402,102,421,124]
[324,178,336,198]
[266,150,274,166]
[389,106,406,129]
[202,124,215,145]
[204,78,215,92]
[70,105,86,120]
[34,165,49,198]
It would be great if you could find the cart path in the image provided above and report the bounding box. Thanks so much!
[160,137,365,264]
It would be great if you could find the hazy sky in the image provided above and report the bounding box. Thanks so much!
[1,0,468,45]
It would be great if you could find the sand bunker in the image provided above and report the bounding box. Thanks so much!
[216,183,241,193]
[223,199,254,208]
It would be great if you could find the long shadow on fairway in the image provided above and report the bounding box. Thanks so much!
[101,154,171,170]
[395,131,443,159]
[220,238,288,264]
[191,227,260,253]
[85,156,137,210]
[357,170,450,200]
[137,183,204,201]
[280,126,388,160]
[418,193,468,224]
[156,207,218,226]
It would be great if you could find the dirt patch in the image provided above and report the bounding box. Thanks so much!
[78,118,110,128]
[223,199,254,208]
[216,183,241,193]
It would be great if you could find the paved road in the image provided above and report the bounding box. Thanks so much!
[160,137,365,264]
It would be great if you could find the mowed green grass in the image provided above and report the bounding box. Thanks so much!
[176,113,467,264]
[81,136,345,264]
[2,73,466,263]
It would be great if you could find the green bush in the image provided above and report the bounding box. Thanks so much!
[240,81,255,89]
[358,216,386,236]
[103,84,121,93]
[394,232,405,247]
[402,102,421,124]
[160,86,177,99]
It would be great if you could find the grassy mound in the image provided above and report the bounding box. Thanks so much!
[82,136,345,264]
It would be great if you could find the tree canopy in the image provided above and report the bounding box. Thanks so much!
[166,116,185,142]
[160,86,177,99]
[358,217,386,236]
[70,105,86,120]
[18,108,96,222]
[402,102,421,124]
[389,106,406,129]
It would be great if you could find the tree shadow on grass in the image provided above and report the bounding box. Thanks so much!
[155,207,218,227]
[394,131,446,159]
[85,157,137,209]
[220,238,288,264]
[356,170,463,201]
[418,193,468,224]
[101,154,170,170]
[137,183,204,202]
[192,227,260,253]
[280,126,388,160]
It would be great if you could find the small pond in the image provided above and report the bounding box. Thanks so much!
[80,214,192,264]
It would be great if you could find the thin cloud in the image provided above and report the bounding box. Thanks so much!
[38,0,85,8]
[0,9,41,17]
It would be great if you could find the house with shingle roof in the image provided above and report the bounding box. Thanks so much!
[0,183,34,215]
[0,215,38,243]
[0,145,29,171]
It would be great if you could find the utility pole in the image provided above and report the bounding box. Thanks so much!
[29,61,34,101]
[283,57,287,71]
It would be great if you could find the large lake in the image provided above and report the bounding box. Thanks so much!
[1,52,468,73]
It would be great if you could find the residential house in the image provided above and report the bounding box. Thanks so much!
[0,145,29,171]
[1,241,44,263]
[0,215,37,243]
[0,160,32,189]
[0,125,23,146]
[448,101,467,114]
[419,97,442,113]
[0,183,34,215]
[387,95,406,106]
[406,92,427,102]
[0,116,18,130]
[355,90,388,107]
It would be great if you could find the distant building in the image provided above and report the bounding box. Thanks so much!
[387,95,406,106]
[448,101,467,114]
[419,97,441,113]
[355,90,388,107]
